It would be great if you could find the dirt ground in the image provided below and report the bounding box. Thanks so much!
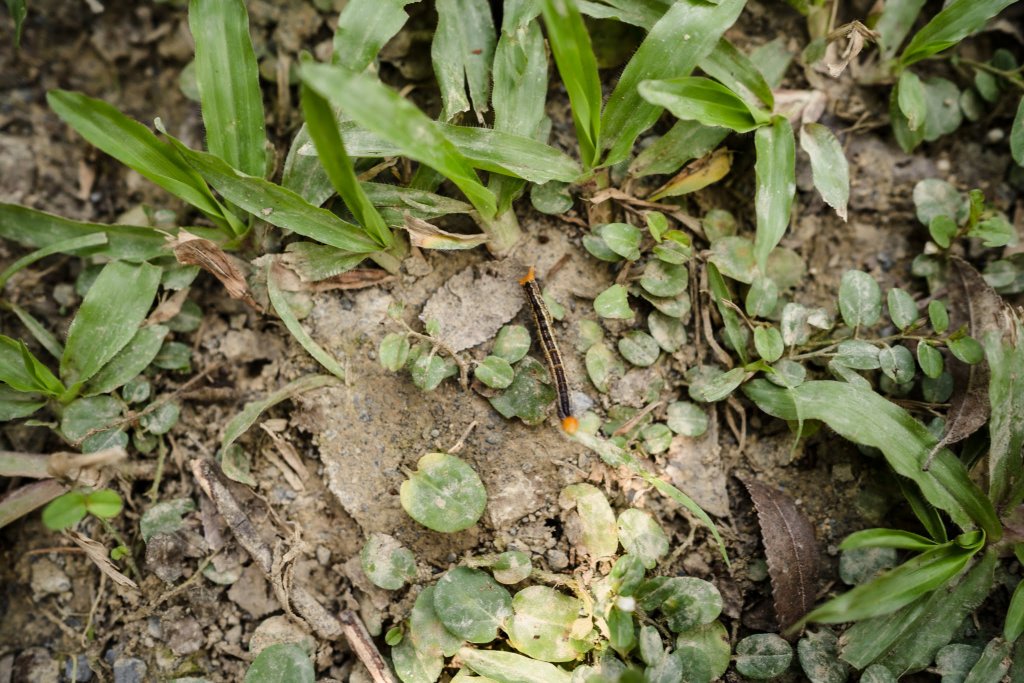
[1,0,1021,681]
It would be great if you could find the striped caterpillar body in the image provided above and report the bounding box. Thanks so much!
[519,267,578,434]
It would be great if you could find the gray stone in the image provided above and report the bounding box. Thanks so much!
[30,558,71,597]
[112,658,147,683]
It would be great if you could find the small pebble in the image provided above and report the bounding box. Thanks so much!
[987,128,1005,143]
[112,657,147,683]
[30,558,71,597]
[546,549,569,570]
[316,546,332,566]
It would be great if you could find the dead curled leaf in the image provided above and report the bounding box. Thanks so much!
[935,257,1012,453]
[403,213,487,250]
[169,231,260,310]
[740,476,818,638]
[648,148,732,201]
[66,529,139,594]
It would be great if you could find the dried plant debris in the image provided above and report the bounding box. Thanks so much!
[170,231,259,309]
[419,263,525,353]
[741,476,819,637]
[937,257,1010,450]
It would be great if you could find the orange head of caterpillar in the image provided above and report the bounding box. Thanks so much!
[518,266,536,286]
[561,415,579,435]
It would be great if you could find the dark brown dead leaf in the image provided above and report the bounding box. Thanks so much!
[935,257,1011,455]
[740,476,818,638]
[169,231,260,310]
[403,214,487,250]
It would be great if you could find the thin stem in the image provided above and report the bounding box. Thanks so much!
[98,517,142,581]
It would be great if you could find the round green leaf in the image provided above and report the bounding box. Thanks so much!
[921,76,962,141]
[641,423,673,454]
[934,644,983,682]
[42,491,88,531]
[797,629,848,683]
[618,331,660,367]
[735,633,793,679]
[929,299,949,333]
[140,401,180,435]
[594,284,634,320]
[637,576,722,632]
[411,352,457,391]
[648,311,687,352]
[666,401,708,436]
[641,289,691,318]
[949,336,984,364]
[475,356,514,389]
[409,585,463,658]
[493,325,531,363]
[640,260,688,298]
[140,498,195,542]
[838,270,882,328]
[917,341,944,378]
[675,621,730,681]
[886,288,918,330]
[708,236,756,284]
[929,214,958,248]
[583,233,623,262]
[834,340,881,370]
[379,333,411,372]
[575,319,604,353]
[754,327,784,363]
[768,358,807,388]
[360,532,416,590]
[400,453,486,533]
[560,483,619,558]
[922,370,954,403]
[914,178,964,226]
[617,508,669,569]
[703,209,737,241]
[61,395,122,443]
[433,567,512,643]
[121,377,151,404]
[492,551,532,585]
[653,240,690,264]
[244,643,314,683]
[506,586,583,662]
[691,367,746,403]
[531,180,573,214]
[487,356,557,425]
[879,344,916,383]
[153,340,192,371]
[85,489,123,519]
[647,211,668,239]
[585,343,624,394]
[839,546,897,586]
[745,276,779,318]
[599,223,642,261]
[166,298,202,333]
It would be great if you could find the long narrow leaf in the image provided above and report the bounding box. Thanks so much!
[189,0,267,177]
[300,84,392,248]
[577,0,661,28]
[744,380,1000,538]
[985,320,1024,509]
[638,77,770,133]
[0,336,61,395]
[442,125,581,183]
[0,233,107,290]
[267,262,347,381]
[707,262,749,365]
[875,0,927,61]
[61,261,162,388]
[300,63,497,218]
[433,0,496,122]
[900,0,1017,67]
[46,90,233,231]
[600,0,745,165]
[699,38,775,109]
[629,119,729,178]
[220,373,338,451]
[803,542,977,625]
[7,303,63,361]
[753,116,796,274]
[493,3,548,137]
[0,204,169,262]
[840,528,938,552]
[333,0,418,71]
[162,130,381,254]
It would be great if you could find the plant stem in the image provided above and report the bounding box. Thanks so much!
[98,517,142,581]
[478,208,522,255]
[955,57,1024,90]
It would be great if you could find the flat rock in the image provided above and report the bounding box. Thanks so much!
[419,263,524,353]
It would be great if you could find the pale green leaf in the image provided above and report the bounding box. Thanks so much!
[433,0,495,121]
[753,116,796,274]
[799,122,849,221]
[401,453,486,533]
[220,375,338,451]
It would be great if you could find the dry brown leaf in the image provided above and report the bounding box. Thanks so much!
[308,269,395,292]
[740,476,818,638]
[169,231,260,310]
[147,288,190,325]
[820,22,877,78]
[66,529,140,594]
[403,214,487,250]
[935,257,1011,454]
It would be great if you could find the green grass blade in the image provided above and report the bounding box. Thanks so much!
[540,0,603,167]
[985,320,1024,509]
[576,0,661,28]
[188,0,267,177]
[363,183,473,226]
[802,542,975,626]
[266,263,347,381]
[5,0,27,48]
[900,0,1017,67]
[600,0,745,166]
[162,131,380,254]
[753,115,796,274]
[333,0,417,71]
[441,125,581,183]
[629,119,729,178]
[839,528,938,552]
[744,380,1000,539]
[6,303,64,361]
[300,84,392,248]
[699,38,775,109]
[82,325,169,397]
[221,374,339,451]
[0,336,61,395]
[46,90,231,231]
[61,261,162,387]
[707,262,750,365]
[0,233,107,290]
[875,0,927,61]
[896,476,948,543]
[300,63,496,218]
[433,0,496,122]
[0,204,170,262]
[638,76,770,133]
[493,4,547,138]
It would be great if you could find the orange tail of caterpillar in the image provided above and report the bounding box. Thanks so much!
[519,267,575,431]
